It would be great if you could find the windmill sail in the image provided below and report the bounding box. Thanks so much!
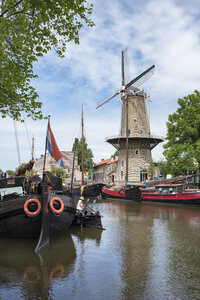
[125,65,155,89]
[96,49,155,110]
[96,90,121,109]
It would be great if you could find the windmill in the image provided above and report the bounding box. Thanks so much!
[96,50,163,184]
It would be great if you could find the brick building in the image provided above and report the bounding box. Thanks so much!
[34,151,82,181]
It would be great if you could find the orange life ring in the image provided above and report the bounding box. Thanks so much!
[24,198,41,217]
[49,197,64,214]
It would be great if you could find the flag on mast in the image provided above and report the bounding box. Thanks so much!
[46,120,64,167]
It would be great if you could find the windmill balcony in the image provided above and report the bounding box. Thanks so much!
[105,134,164,150]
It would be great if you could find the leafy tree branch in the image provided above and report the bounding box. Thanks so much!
[163,90,200,176]
[0,0,94,121]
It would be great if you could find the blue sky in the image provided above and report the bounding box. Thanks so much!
[1,0,200,171]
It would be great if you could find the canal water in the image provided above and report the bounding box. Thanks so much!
[0,198,200,300]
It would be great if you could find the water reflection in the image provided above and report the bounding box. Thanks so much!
[1,200,200,300]
[141,203,200,224]
[70,226,103,246]
[141,203,200,300]
[0,234,76,299]
[103,200,154,299]
[101,200,200,299]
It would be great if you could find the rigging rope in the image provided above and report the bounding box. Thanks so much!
[23,114,32,158]
[13,120,21,166]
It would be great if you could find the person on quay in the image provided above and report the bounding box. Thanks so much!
[76,196,84,213]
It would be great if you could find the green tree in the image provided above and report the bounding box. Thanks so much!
[72,137,93,177]
[147,160,155,179]
[51,167,66,178]
[0,0,94,121]
[163,90,200,176]
[157,160,170,178]
[6,169,14,176]
[15,162,26,171]
[111,150,119,158]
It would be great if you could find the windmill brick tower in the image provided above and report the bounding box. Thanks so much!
[97,50,163,183]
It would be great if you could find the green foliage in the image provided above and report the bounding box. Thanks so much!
[157,160,170,178]
[111,150,119,158]
[51,167,66,178]
[6,169,14,175]
[147,160,155,177]
[0,0,94,121]
[15,162,26,171]
[72,137,93,173]
[163,90,200,176]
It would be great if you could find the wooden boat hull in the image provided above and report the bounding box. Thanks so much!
[0,194,76,238]
[70,183,105,198]
[102,186,142,201]
[72,212,104,229]
[142,192,200,206]
[102,186,200,206]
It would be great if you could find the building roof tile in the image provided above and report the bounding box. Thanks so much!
[94,158,111,167]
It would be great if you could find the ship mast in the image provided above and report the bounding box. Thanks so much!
[81,105,84,185]
[125,94,129,184]
[70,142,76,193]
[31,135,34,160]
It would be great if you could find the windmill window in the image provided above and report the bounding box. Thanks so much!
[135,150,139,155]
[133,119,137,123]
[128,129,130,136]
[121,160,124,167]
[140,130,143,134]
[121,171,123,179]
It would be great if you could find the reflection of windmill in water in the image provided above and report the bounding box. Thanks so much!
[97,50,163,183]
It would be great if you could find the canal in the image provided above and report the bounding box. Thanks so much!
[0,198,200,300]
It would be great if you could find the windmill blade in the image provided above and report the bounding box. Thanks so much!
[122,48,130,86]
[125,65,155,89]
[96,89,121,109]
[121,50,125,86]
[131,67,155,88]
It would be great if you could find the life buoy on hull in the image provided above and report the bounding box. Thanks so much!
[24,198,42,217]
[49,197,64,214]
[126,187,142,201]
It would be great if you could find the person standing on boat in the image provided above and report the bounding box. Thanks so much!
[77,196,84,213]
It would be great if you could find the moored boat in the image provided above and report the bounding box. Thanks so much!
[141,184,200,206]
[102,185,142,201]
[71,183,105,198]
[102,182,200,206]
[72,200,104,229]
[0,172,76,239]
[72,210,104,229]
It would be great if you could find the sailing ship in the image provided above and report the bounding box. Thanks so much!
[69,106,105,198]
[0,119,76,252]
[0,163,76,237]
